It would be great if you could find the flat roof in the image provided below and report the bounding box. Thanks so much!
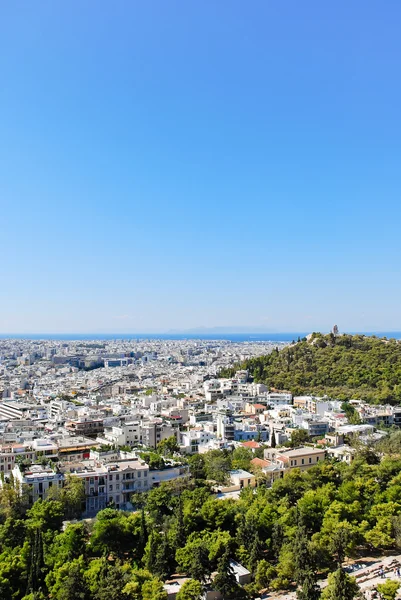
[230,469,254,477]
[278,446,326,458]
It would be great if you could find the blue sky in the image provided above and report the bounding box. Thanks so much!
[1,1,401,333]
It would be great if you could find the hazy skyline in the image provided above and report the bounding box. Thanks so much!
[1,2,401,334]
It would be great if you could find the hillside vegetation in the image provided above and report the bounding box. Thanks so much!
[220,333,401,403]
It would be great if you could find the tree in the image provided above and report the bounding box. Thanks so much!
[153,534,174,580]
[157,436,179,456]
[141,578,168,600]
[321,568,359,600]
[297,570,321,600]
[90,509,134,558]
[47,523,88,569]
[145,531,160,574]
[376,580,400,600]
[172,497,186,551]
[176,540,211,583]
[212,550,238,599]
[232,447,253,471]
[248,531,263,573]
[203,450,232,484]
[26,528,44,595]
[187,455,206,480]
[293,526,314,585]
[176,579,203,600]
[57,475,86,520]
[138,508,148,558]
[270,430,276,448]
[291,429,310,447]
[254,560,276,590]
[26,499,64,532]
[47,557,89,600]
[92,561,132,600]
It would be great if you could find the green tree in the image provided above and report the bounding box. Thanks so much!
[47,523,88,569]
[212,550,238,599]
[176,540,211,583]
[157,436,179,456]
[153,534,173,580]
[232,447,253,471]
[90,509,133,558]
[203,450,232,484]
[187,455,206,480]
[26,499,64,533]
[254,559,276,590]
[291,429,310,447]
[297,570,321,600]
[176,579,203,600]
[26,528,44,595]
[141,578,168,600]
[376,579,400,600]
[47,557,89,600]
[321,568,359,600]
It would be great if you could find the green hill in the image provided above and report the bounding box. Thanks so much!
[220,333,401,403]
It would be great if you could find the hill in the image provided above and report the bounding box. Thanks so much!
[220,333,401,403]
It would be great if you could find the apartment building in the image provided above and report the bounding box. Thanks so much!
[12,464,64,505]
[65,417,104,438]
[264,446,326,471]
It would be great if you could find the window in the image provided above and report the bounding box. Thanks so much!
[301,459,304,465]
[90,478,94,484]
[109,485,113,491]
[116,474,119,480]
[116,484,120,491]
[316,457,319,462]
[137,471,141,478]
[144,471,147,477]
[309,457,312,464]
[294,460,297,466]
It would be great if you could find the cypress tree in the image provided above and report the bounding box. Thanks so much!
[213,549,238,599]
[297,569,321,600]
[270,430,276,448]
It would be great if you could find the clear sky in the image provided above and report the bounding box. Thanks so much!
[1,1,401,333]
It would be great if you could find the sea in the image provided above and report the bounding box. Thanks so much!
[0,332,400,342]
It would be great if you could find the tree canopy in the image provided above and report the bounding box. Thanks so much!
[220,333,401,403]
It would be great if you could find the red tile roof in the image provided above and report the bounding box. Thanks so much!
[242,440,261,449]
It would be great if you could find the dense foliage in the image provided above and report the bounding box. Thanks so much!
[220,333,401,402]
[3,433,401,598]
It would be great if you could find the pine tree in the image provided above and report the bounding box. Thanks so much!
[174,497,186,551]
[138,508,148,559]
[188,543,211,583]
[271,522,284,557]
[27,528,44,595]
[236,514,248,548]
[145,531,159,574]
[154,533,173,580]
[321,568,359,600]
[213,549,238,599]
[297,569,321,600]
[248,532,263,573]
